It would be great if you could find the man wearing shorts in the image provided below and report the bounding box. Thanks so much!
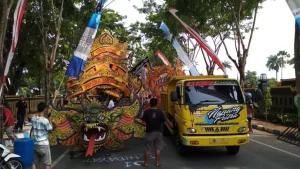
[2,102,17,142]
[31,102,53,169]
[141,98,166,167]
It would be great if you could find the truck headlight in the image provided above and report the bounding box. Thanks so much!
[237,127,246,133]
[187,128,197,133]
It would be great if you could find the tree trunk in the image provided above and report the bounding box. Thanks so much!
[0,0,13,78]
[239,65,245,88]
[294,21,300,128]
[276,71,278,81]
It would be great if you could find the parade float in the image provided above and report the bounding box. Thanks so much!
[47,30,145,157]
[46,30,185,158]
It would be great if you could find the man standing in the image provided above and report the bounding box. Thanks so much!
[16,95,27,132]
[31,102,53,169]
[140,98,166,167]
[1,101,17,143]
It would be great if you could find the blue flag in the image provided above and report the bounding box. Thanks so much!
[286,0,300,26]
[159,21,199,76]
[65,0,108,79]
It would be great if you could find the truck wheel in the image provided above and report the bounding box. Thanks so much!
[226,146,240,155]
[175,130,187,156]
[163,123,171,136]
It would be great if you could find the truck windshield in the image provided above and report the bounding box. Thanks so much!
[184,80,244,105]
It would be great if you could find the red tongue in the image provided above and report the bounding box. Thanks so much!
[85,133,97,157]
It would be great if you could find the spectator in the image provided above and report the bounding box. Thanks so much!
[246,93,255,133]
[140,98,166,167]
[15,95,27,132]
[31,102,53,169]
[1,101,17,143]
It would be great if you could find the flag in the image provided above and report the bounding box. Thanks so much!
[159,21,199,76]
[168,8,225,72]
[65,0,107,79]
[2,0,27,83]
[155,51,172,66]
[130,57,150,76]
[286,0,300,26]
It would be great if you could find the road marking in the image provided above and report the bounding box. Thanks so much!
[250,139,300,159]
[52,149,69,168]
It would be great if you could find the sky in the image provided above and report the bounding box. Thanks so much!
[107,0,296,81]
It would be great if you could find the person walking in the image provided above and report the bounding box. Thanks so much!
[140,98,166,167]
[1,101,17,143]
[31,102,53,169]
[15,95,27,132]
[246,93,255,133]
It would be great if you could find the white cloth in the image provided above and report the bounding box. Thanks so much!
[108,100,115,109]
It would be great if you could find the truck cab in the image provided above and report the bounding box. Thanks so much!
[161,75,249,156]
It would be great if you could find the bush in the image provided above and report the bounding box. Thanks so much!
[260,88,272,114]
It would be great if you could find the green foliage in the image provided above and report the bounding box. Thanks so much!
[245,70,258,88]
[6,0,130,95]
[260,88,272,114]
[268,77,278,87]
[265,50,290,80]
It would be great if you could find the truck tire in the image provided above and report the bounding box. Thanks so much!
[163,123,171,136]
[175,129,188,156]
[226,146,240,155]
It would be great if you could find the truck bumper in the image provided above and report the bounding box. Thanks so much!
[180,134,249,146]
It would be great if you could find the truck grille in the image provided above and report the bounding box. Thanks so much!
[204,127,230,132]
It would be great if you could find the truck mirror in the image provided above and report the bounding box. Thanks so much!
[171,91,178,102]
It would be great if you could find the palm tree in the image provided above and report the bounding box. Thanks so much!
[265,55,282,81]
[218,61,232,75]
[276,50,290,79]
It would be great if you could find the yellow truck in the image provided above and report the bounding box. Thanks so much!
[160,75,249,156]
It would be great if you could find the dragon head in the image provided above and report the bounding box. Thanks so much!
[81,99,110,147]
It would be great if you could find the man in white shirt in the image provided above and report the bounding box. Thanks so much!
[31,102,53,169]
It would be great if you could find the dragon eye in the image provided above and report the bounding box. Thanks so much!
[99,116,105,121]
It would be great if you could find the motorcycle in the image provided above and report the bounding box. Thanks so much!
[0,144,24,169]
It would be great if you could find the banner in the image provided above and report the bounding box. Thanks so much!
[2,0,27,83]
[155,51,172,66]
[130,57,150,76]
[286,0,300,26]
[159,21,199,76]
[65,0,107,79]
[168,8,225,72]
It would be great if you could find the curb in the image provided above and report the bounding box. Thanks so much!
[252,124,282,136]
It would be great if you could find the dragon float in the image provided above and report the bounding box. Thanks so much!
[45,30,185,158]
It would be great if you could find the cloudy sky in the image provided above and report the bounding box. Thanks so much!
[107,0,296,80]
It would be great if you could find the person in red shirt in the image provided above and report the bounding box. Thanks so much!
[1,102,17,141]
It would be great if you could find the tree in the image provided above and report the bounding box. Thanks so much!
[245,70,258,88]
[265,55,281,81]
[213,0,263,87]
[219,60,232,75]
[0,0,14,82]
[276,50,290,79]
[266,50,290,81]
[260,88,272,121]
[132,0,263,79]
[268,77,278,88]
[294,21,300,127]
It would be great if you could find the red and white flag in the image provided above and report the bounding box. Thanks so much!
[2,0,27,83]
[155,50,172,66]
[168,8,225,72]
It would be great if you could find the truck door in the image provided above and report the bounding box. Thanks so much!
[175,83,182,114]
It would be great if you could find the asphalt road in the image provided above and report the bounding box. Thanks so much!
[49,129,300,169]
